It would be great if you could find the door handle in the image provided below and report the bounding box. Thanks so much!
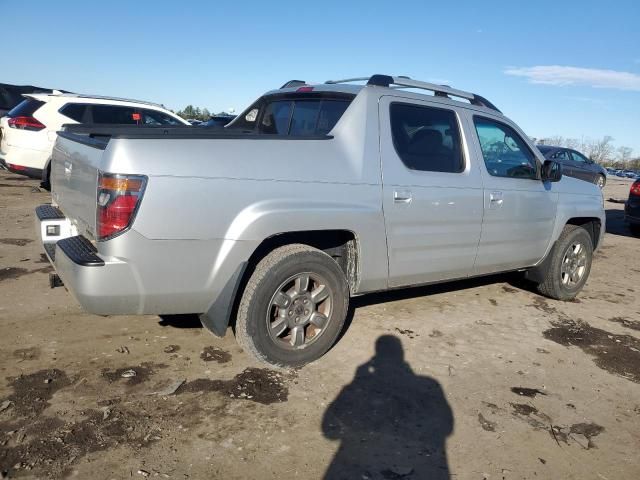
[489,191,503,208]
[394,190,412,204]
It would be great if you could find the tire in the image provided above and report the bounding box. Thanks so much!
[235,244,349,367]
[595,174,606,189]
[630,223,640,236]
[536,225,593,301]
[40,162,51,191]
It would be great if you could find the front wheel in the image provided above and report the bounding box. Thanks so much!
[536,225,593,301]
[235,244,349,367]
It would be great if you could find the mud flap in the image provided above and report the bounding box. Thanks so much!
[199,262,247,337]
[525,242,556,284]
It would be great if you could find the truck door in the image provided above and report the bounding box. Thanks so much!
[379,96,484,287]
[469,114,558,274]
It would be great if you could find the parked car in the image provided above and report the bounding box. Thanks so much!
[186,119,202,125]
[200,114,236,128]
[626,180,640,235]
[536,145,608,188]
[0,83,63,117]
[0,92,189,186]
[37,74,605,367]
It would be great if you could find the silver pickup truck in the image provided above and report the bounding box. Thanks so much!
[36,74,605,367]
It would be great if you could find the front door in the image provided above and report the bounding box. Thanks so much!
[569,150,595,182]
[470,115,558,274]
[379,96,484,287]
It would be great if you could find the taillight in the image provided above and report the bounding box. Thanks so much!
[96,172,147,241]
[296,86,314,92]
[7,163,26,171]
[631,180,640,196]
[8,116,46,131]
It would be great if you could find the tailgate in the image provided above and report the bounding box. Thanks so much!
[51,132,108,239]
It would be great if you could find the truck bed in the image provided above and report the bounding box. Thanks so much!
[57,124,333,149]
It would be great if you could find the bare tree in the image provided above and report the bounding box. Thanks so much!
[585,136,615,164]
[616,146,633,166]
[539,135,564,146]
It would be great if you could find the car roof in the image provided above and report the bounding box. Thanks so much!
[536,145,561,152]
[24,91,166,109]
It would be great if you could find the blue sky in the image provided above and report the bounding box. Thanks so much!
[2,0,639,153]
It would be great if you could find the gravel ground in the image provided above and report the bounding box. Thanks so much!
[0,169,639,479]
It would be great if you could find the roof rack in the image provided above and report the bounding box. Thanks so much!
[325,74,501,112]
[52,92,165,109]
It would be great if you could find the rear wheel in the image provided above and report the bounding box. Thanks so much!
[536,225,593,301]
[595,174,606,189]
[235,244,349,367]
[40,162,51,191]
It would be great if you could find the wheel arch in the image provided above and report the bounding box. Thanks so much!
[199,229,360,338]
[565,217,602,249]
[526,217,601,284]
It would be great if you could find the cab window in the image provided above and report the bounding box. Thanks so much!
[389,103,464,173]
[473,117,538,179]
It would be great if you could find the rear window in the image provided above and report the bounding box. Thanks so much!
[259,101,293,134]
[7,99,45,117]
[91,105,137,124]
[230,94,352,136]
[59,103,89,122]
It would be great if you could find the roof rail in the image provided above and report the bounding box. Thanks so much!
[54,92,165,109]
[326,74,501,112]
[325,77,370,84]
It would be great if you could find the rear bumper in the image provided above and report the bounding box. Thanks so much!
[36,204,257,317]
[6,163,43,179]
[625,199,640,224]
[0,143,49,173]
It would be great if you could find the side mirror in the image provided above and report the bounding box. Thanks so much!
[542,159,563,182]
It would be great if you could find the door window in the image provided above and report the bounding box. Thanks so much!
[389,103,464,173]
[140,108,184,125]
[59,103,89,122]
[473,117,537,179]
[570,151,590,163]
[91,105,137,124]
[550,149,570,162]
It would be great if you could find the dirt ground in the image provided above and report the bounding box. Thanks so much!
[1,169,639,480]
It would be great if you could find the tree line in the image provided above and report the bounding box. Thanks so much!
[536,135,639,169]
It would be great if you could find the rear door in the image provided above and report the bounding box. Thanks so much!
[380,96,484,287]
[470,115,558,273]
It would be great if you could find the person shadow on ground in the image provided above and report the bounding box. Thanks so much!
[322,335,453,480]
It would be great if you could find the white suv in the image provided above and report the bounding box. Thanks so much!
[0,92,188,185]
